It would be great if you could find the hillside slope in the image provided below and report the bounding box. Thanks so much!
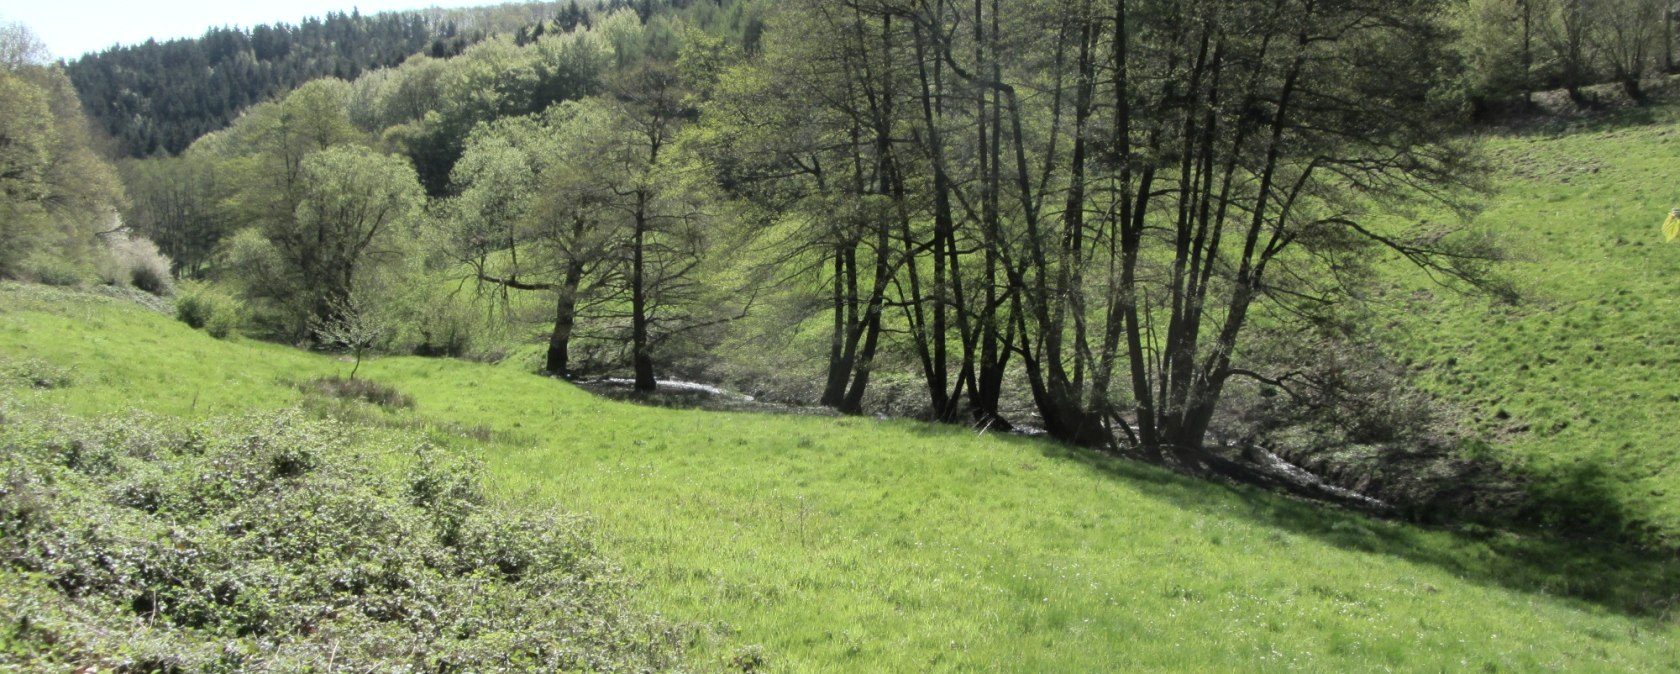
[2,282,1675,672]
[1380,105,1680,545]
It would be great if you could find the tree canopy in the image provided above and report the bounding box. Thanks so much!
[0,27,127,282]
[104,0,1507,463]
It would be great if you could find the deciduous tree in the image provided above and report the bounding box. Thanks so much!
[1591,0,1666,102]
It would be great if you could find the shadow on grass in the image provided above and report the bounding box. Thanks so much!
[1484,79,1679,138]
[1495,102,1662,139]
[971,427,1680,621]
[514,366,1680,619]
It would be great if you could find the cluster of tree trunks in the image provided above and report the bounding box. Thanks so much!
[714,0,1490,464]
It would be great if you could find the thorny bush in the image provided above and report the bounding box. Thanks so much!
[0,400,691,672]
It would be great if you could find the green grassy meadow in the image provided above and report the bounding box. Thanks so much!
[1380,106,1680,544]
[12,101,1680,674]
[3,278,1678,672]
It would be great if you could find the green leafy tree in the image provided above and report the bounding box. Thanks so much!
[602,62,711,391]
[1590,0,1666,102]
[532,22,611,108]
[218,79,363,233]
[697,2,928,415]
[1538,0,1598,104]
[281,145,423,332]
[442,105,623,377]
[1453,0,1542,109]
[598,7,649,68]
[0,69,55,276]
[310,290,387,380]
[121,153,230,278]
[222,139,422,338]
[703,0,1496,461]
[381,32,609,195]
[0,30,127,281]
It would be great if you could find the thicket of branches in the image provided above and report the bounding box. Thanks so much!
[1454,0,1679,111]
[689,0,1496,462]
[91,0,1520,466]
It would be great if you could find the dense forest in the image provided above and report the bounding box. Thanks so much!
[63,1,683,157]
[67,10,441,157]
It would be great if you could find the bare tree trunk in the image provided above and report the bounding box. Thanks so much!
[1667,6,1674,72]
[839,11,900,416]
[910,19,963,422]
[821,245,854,405]
[1622,75,1645,103]
[630,189,655,392]
[968,0,1011,428]
[544,256,585,377]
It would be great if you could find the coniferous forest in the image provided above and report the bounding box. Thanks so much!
[5,0,1680,671]
[62,2,617,157]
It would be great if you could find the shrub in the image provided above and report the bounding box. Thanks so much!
[302,376,415,409]
[174,281,243,338]
[402,296,478,358]
[21,256,88,287]
[376,275,484,359]
[0,357,74,390]
[310,292,386,380]
[97,235,174,296]
[0,402,691,672]
[204,304,240,339]
[212,227,305,339]
[730,645,769,673]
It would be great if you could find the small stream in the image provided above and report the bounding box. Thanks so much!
[577,378,838,416]
[578,377,1393,511]
[1249,446,1394,512]
[596,378,752,400]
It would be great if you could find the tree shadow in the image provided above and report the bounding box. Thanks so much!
[1492,95,1665,139]
[994,430,1680,620]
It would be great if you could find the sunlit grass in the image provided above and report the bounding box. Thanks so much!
[2,282,1675,672]
[1376,105,1680,544]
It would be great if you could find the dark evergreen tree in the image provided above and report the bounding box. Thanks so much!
[70,10,466,157]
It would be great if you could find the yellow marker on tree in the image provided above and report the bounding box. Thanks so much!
[1666,209,1680,242]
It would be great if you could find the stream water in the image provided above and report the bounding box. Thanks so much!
[579,377,1392,511]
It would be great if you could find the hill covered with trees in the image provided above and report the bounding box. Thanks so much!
[29,0,1680,540]
[67,10,439,157]
[6,0,1680,669]
[62,1,664,157]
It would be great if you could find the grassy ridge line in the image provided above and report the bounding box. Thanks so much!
[1,282,1676,672]
[1381,106,1680,543]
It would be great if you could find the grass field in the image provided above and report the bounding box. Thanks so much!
[11,97,1680,674]
[1378,105,1680,545]
[3,280,1677,672]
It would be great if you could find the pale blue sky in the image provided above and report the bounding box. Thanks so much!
[3,1,509,61]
